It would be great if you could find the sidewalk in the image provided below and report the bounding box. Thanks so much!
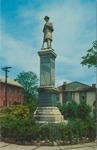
[0,141,96,150]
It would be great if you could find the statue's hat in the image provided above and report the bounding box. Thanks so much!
[44,16,50,20]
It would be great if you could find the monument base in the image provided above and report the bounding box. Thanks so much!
[34,107,67,124]
[38,86,59,107]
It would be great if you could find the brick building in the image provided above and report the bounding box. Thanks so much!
[0,76,24,107]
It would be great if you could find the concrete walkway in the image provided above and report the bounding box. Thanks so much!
[0,141,96,150]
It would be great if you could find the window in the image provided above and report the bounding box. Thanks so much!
[79,92,86,102]
[72,92,75,100]
[3,100,7,106]
[14,89,17,94]
[4,86,6,93]
[20,89,23,95]
[66,92,72,101]
[9,88,12,94]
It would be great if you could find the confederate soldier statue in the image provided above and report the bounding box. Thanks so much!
[42,16,54,49]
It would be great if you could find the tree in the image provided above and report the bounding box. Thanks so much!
[81,41,97,68]
[16,71,38,102]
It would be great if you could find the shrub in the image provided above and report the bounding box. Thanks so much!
[93,108,96,120]
[77,101,91,120]
[40,124,51,140]
[1,104,96,144]
[57,123,68,141]
[1,105,40,141]
[1,114,40,141]
[59,100,92,121]
[23,99,38,114]
[61,100,78,120]
[2,105,29,118]
[40,124,61,141]
[84,117,96,141]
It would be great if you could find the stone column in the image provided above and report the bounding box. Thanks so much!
[34,48,65,123]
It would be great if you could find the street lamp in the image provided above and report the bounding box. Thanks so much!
[1,66,12,106]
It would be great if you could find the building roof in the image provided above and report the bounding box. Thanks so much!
[0,76,24,88]
[58,81,95,92]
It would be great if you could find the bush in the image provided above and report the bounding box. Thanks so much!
[84,117,96,141]
[23,99,38,114]
[1,105,40,141]
[2,105,29,118]
[77,101,91,120]
[1,114,40,141]
[59,100,92,121]
[1,104,96,144]
[1,117,96,143]
[60,100,78,120]
[40,124,51,140]
[93,108,96,120]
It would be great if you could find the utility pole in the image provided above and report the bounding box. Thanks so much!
[1,66,12,106]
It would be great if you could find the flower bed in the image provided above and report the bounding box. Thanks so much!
[0,105,96,146]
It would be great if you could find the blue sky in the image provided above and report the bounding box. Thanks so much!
[0,0,96,86]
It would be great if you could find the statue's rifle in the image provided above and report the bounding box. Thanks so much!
[42,37,45,49]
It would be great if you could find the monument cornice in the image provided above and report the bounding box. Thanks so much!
[38,49,57,58]
[37,86,59,93]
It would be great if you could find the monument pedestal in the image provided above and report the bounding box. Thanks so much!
[34,107,65,123]
[38,86,59,107]
[34,48,66,123]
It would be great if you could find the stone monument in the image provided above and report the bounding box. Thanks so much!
[34,16,65,123]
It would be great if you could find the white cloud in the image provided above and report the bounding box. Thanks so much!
[1,32,40,78]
